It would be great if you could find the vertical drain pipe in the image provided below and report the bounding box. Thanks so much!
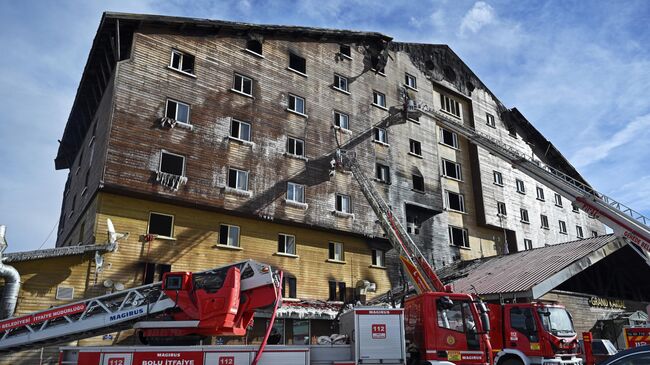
[0,225,20,319]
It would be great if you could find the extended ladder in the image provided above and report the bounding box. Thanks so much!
[0,260,273,353]
[418,106,650,252]
[339,151,446,294]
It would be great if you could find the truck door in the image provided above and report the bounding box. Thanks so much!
[435,298,481,351]
[507,306,540,353]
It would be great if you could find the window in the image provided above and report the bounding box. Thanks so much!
[233,73,253,96]
[520,208,530,223]
[372,249,385,267]
[554,193,563,207]
[148,212,174,238]
[536,187,545,201]
[409,139,422,156]
[339,44,351,59]
[541,215,549,229]
[246,39,263,55]
[282,276,297,298]
[219,224,240,247]
[373,128,387,144]
[288,94,306,115]
[328,281,346,302]
[288,52,306,74]
[334,111,349,129]
[287,182,305,203]
[406,214,420,235]
[160,151,185,176]
[449,226,469,248]
[592,230,598,238]
[375,163,390,183]
[278,234,296,255]
[510,307,538,342]
[230,119,251,141]
[486,113,495,128]
[516,179,526,194]
[440,128,459,148]
[143,263,171,285]
[440,94,461,118]
[497,201,507,216]
[328,242,344,261]
[493,171,503,186]
[576,226,584,238]
[405,73,417,89]
[335,194,351,213]
[169,50,195,74]
[56,286,75,300]
[165,99,190,124]
[442,160,462,180]
[412,174,425,192]
[572,204,580,213]
[445,191,465,212]
[372,91,386,108]
[524,239,533,250]
[508,125,517,137]
[287,137,305,157]
[559,220,567,234]
[333,74,349,92]
[227,168,249,191]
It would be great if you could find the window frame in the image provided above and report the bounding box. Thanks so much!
[493,171,504,186]
[287,182,305,203]
[576,225,584,239]
[439,128,459,149]
[288,52,307,75]
[147,212,175,239]
[536,186,545,201]
[168,49,195,76]
[333,74,350,93]
[373,127,388,144]
[371,249,386,267]
[219,224,241,247]
[335,194,351,214]
[559,220,568,234]
[288,93,306,115]
[448,225,469,248]
[442,159,462,181]
[232,73,254,97]
[541,214,550,229]
[334,111,350,130]
[227,168,249,191]
[159,151,186,176]
[328,241,345,262]
[405,73,417,90]
[286,136,305,157]
[245,39,263,57]
[230,119,252,142]
[524,239,533,250]
[409,139,422,157]
[282,276,297,298]
[520,208,530,224]
[375,163,391,183]
[554,193,563,207]
[516,179,526,194]
[440,94,461,118]
[412,174,425,192]
[165,99,191,125]
[497,201,507,216]
[372,90,387,109]
[445,190,466,213]
[278,233,297,256]
[486,112,496,128]
[339,44,352,59]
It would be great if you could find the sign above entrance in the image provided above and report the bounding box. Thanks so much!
[588,296,626,309]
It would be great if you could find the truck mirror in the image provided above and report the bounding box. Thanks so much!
[480,311,490,333]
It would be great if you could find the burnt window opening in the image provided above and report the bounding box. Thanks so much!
[412,174,425,192]
[409,139,422,156]
[165,99,190,124]
[328,281,346,302]
[169,50,195,75]
[440,128,459,148]
[246,39,263,55]
[370,54,385,74]
[160,152,185,176]
[507,125,517,137]
[406,214,420,235]
[445,191,465,212]
[289,52,306,74]
[148,212,174,238]
[449,226,469,248]
[282,276,297,298]
[375,163,390,183]
[339,44,351,59]
[442,159,462,180]
[143,263,172,285]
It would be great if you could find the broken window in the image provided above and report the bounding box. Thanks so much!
[230,119,251,142]
[576,225,584,239]
[288,94,306,115]
[406,214,420,235]
[370,54,385,74]
[412,174,425,192]
[536,186,545,201]
[445,191,465,212]
[554,193,563,207]
[508,125,517,137]
[169,49,195,75]
[405,73,417,89]
[497,201,507,216]
[334,74,349,92]
[328,242,344,262]
[165,99,191,124]
[219,224,240,247]
[278,233,296,255]
[558,220,567,234]
[246,39,263,55]
[440,128,459,148]
[448,226,469,248]
[288,52,306,74]
[541,215,549,229]
[372,249,385,267]
[442,159,462,180]
[328,280,346,302]
[375,163,390,183]
[143,263,171,285]
[160,151,185,176]
[493,171,503,186]
[228,168,249,191]
[287,136,305,157]
[409,139,422,156]
[572,203,580,213]
[524,239,533,250]
[334,111,349,130]
[440,94,461,118]
[287,182,305,203]
[339,44,351,59]
[282,276,297,298]
[516,179,526,194]
[335,194,351,213]
[233,73,253,96]
[486,113,495,128]
[374,127,387,144]
[372,91,386,108]
[520,208,530,223]
[148,212,174,238]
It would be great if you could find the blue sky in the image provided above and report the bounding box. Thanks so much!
[1,1,649,252]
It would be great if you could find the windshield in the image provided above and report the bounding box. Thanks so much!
[538,307,575,336]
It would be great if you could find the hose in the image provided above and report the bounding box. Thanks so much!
[251,271,283,365]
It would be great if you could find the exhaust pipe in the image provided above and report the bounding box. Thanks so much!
[0,225,20,319]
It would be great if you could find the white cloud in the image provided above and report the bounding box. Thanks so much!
[459,1,495,36]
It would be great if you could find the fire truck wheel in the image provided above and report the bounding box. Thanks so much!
[500,358,523,365]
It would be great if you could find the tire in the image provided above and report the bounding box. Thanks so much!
[500,358,524,365]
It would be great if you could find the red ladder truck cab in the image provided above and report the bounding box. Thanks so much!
[405,292,492,365]
[488,302,581,365]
